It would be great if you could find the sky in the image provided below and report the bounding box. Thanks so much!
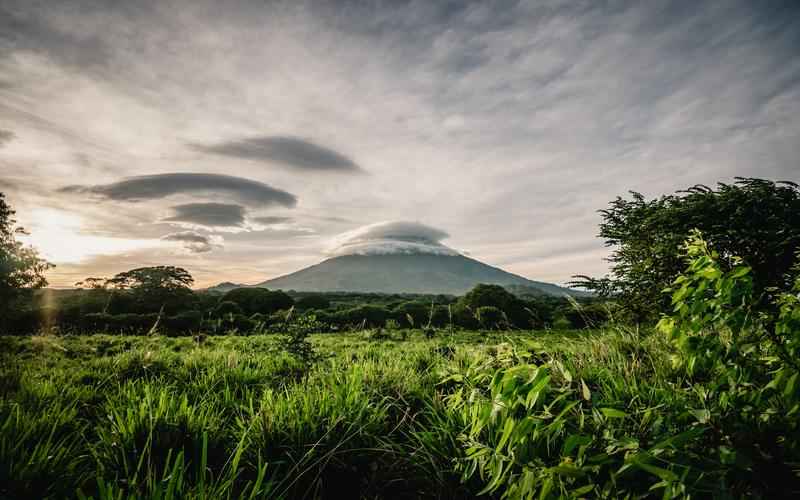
[1,0,798,288]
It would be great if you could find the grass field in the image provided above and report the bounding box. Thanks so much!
[0,330,611,499]
[1,327,793,499]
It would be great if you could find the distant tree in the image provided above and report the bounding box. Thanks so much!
[475,306,506,329]
[338,304,391,328]
[107,266,193,291]
[294,294,330,311]
[99,266,195,313]
[561,302,609,329]
[572,178,800,322]
[458,284,529,328]
[393,301,431,327]
[0,193,53,322]
[213,300,244,318]
[221,288,293,315]
[74,277,109,290]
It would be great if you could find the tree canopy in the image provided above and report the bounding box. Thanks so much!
[0,193,52,316]
[106,266,194,292]
[220,288,294,315]
[573,178,800,322]
[457,283,529,328]
[77,266,195,314]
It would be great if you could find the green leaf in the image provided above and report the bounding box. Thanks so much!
[689,408,710,424]
[600,407,627,419]
[496,417,515,451]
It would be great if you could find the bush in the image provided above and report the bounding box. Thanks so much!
[213,301,243,318]
[162,311,203,334]
[221,288,293,315]
[475,306,506,329]
[573,178,800,322]
[447,231,800,498]
[457,284,529,328]
[561,302,609,329]
[655,231,800,492]
[294,295,330,311]
[336,305,391,328]
[393,301,431,328]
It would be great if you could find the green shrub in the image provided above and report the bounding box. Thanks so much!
[447,231,800,498]
[162,310,202,334]
[337,305,391,328]
[475,305,506,329]
[213,301,243,318]
[221,288,293,315]
[294,295,330,311]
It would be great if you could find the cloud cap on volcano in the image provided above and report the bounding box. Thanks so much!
[327,221,460,257]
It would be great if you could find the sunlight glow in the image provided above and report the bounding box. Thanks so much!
[19,209,164,264]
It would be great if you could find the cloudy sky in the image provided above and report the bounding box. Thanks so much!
[1,0,798,288]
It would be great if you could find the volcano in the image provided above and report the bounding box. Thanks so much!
[210,221,586,296]
[240,253,580,296]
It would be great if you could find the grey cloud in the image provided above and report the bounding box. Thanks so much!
[191,136,362,172]
[0,1,114,71]
[0,129,14,147]
[161,230,222,254]
[164,203,246,228]
[61,173,297,208]
[252,216,292,225]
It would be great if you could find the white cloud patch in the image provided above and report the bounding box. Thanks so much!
[327,221,460,257]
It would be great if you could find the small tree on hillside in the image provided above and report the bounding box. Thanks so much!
[0,193,53,322]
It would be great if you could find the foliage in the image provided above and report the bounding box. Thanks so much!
[337,304,392,328]
[213,300,244,317]
[221,288,294,315]
[78,266,195,314]
[474,305,507,329]
[657,230,800,493]
[562,301,610,330]
[274,310,321,367]
[446,231,800,499]
[106,266,194,292]
[573,178,800,322]
[458,284,530,328]
[0,193,53,324]
[294,294,330,311]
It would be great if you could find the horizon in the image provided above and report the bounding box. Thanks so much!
[2,1,799,288]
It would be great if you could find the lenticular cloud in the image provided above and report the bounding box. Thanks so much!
[327,221,460,257]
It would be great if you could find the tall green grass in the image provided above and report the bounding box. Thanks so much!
[1,321,796,498]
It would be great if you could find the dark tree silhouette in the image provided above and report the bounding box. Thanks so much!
[0,192,53,319]
[96,266,195,313]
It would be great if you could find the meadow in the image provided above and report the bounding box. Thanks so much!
[1,327,689,499]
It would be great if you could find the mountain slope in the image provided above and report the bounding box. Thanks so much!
[252,253,583,296]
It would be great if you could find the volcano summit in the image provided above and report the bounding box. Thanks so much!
[212,221,584,296]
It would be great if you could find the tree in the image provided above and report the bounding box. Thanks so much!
[294,294,330,311]
[220,288,293,315]
[572,178,800,322]
[213,300,244,317]
[458,284,530,328]
[103,266,194,313]
[475,306,506,329]
[0,193,53,321]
